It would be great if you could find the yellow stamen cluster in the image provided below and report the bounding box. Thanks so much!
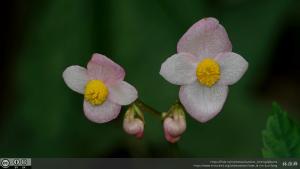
[196,58,220,87]
[84,80,109,105]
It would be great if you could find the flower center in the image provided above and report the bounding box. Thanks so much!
[84,80,109,105]
[196,58,220,87]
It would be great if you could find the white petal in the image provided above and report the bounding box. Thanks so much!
[108,81,138,105]
[179,82,228,123]
[216,52,248,85]
[160,53,197,85]
[83,100,121,123]
[62,65,88,94]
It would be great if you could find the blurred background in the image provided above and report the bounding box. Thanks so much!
[1,0,300,157]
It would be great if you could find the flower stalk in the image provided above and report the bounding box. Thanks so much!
[134,99,162,118]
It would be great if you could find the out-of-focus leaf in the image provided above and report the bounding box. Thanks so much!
[262,103,300,157]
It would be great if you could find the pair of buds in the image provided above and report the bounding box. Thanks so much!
[123,102,186,143]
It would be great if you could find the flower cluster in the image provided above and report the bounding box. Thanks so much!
[62,17,248,143]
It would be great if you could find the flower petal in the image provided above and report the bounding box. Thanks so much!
[163,117,186,137]
[87,53,125,85]
[62,65,88,94]
[83,100,121,123]
[123,118,144,138]
[177,17,232,58]
[108,81,138,105]
[164,129,181,143]
[179,82,228,123]
[160,53,198,85]
[215,52,248,85]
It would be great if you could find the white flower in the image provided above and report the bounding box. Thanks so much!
[63,53,138,123]
[160,18,248,122]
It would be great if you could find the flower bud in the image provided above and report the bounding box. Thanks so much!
[123,107,144,138]
[163,104,186,143]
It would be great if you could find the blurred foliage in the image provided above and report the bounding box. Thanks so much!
[1,0,300,157]
[262,103,300,157]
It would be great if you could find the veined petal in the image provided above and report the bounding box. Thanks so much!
[215,52,248,85]
[62,65,88,94]
[83,100,121,123]
[87,53,125,85]
[179,82,228,123]
[177,17,232,59]
[160,53,197,85]
[108,81,138,105]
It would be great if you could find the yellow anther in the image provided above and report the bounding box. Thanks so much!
[84,80,109,105]
[196,58,220,87]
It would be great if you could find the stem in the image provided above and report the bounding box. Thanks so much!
[132,104,144,121]
[134,99,162,118]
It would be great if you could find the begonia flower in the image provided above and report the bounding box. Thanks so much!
[63,53,138,123]
[160,18,248,122]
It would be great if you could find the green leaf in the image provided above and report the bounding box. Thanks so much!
[262,102,300,157]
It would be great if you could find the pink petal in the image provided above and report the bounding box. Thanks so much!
[62,65,88,94]
[177,17,232,59]
[123,118,144,138]
[160,53,198,85]
[135,130,144,139]
[164,129,181,143]
[108,81,138,105]
[163,117,186,137]
[83,100,121,123]
[179,82,228,123]
[87,53,125,85]
[215,52,248,86]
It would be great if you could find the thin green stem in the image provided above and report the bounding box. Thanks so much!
[134,99,162,118]
[132,104,144,121]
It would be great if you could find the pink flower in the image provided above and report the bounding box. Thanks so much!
[160,18,248,123]
[63,53,138,123]
[163,113,186,143]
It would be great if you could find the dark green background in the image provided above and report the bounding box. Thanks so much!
[1,0,300,157]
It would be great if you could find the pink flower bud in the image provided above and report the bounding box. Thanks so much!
[123,107,144,138]
[123,118,144,138]
[163,112,186,143]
